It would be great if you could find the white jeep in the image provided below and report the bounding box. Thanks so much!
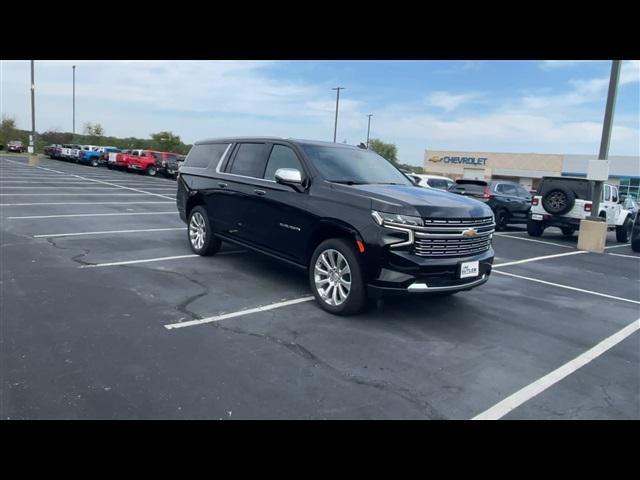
[527,176,633,243]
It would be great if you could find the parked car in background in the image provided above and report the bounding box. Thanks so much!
[7,141,26,153]
[154,152,182,178]
[448,179,532,230]
[44,144,60,157]
[622,196,639,216]
[631,212,640,252]
[127,150,165,176]
[527,176,633,242]
[108,149,141,169]
[412,174,455,191]
[78,146,120,167]
[177,137,495,315]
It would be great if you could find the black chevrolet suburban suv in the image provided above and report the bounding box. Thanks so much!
[177,138,495,315]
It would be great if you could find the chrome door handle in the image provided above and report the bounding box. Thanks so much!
[218,183,228,188]
[254,189,266,196]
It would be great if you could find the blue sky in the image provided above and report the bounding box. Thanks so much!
[1,60,638,165]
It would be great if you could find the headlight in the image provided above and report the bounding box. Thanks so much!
[371,210,418,248]
[371,210,422,227]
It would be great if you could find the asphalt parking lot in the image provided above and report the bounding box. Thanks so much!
[1,154,638,420]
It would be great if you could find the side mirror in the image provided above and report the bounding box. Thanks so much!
[275,168,304,191]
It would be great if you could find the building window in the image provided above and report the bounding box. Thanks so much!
[619,177,640,200]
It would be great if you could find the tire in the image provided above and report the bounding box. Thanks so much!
[495,209,509,231]
[561,227,575,237]
[542,186,575,215]
[187,206,221,256]
[616,216,633,243]
[91,158,99,167]
[107,164,113,170]
[527,219,544,237]
[147,165,157,176]
[309,238,367,316]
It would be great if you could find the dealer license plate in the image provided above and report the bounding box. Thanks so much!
[531,214,543,220]
[460,261,479,279]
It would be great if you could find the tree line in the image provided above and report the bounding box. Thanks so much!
[2,115,425,173]
[0,116,192,155]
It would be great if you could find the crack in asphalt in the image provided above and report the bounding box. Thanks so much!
[208,319,446,419]
[45,238,95,266]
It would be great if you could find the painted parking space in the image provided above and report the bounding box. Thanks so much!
[1,154,638,419]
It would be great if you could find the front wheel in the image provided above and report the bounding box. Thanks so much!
[91,158,99,167]
[616,217,633,243]
[188,206,221,256]
[147,165,157,176]
[309,238,367,316]
[527,219,544,237]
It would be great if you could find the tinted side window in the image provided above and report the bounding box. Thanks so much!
[501,184,518,195]
[427,179,450,189]
[229,143,268,178]
[263,145,303,180]
[185,143,230,169]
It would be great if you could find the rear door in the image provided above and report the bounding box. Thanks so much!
[217,142,269,244]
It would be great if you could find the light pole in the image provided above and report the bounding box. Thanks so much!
[72,65,76,136]
[29,60,36,162]
[591,60,621,218]
[366,113,373,148]
[332,87,345,142]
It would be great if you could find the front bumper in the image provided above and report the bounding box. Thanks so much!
[366,247,494,298]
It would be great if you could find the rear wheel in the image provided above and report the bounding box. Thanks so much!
[561,227,575,237]
[187,206,221,256]
[527,219,544,237]
[147,165,157,176]
[91,158,99,167]
[310,238,367,316]
[616,216,633,243]
[495,209,509,231]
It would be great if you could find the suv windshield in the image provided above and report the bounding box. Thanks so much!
[301,145,411,185]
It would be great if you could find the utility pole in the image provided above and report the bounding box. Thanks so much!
[72,65,76,136]
[366,114,373,148]
[591,60,621,218]
[332,87,345,142]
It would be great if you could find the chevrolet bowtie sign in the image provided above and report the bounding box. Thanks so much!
[428,155,488,166]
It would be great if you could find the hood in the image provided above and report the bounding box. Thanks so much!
[338,183,493,218]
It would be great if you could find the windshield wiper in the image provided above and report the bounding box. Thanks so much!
[329,180,367,185]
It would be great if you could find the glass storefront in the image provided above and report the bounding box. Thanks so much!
[619,178,640,200]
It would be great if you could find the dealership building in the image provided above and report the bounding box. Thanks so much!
[423,150,640,199]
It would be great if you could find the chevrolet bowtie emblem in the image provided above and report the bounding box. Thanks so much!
[462,228,478,238]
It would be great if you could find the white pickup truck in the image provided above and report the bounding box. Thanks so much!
[528,176,633,242]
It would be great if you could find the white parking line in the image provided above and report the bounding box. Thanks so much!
[34,227,186,238]
[164,296,316,330]
[493,234,575,249]
[2,158,174,201]
[0,201,174,206]
[607,252,640,259]
[492,250,587,268]
[493,270,640,305]
[8,211,178,219]
[83,254,197,267]
[0,186,139,189]
[472,318,640,420]
[0,193,173,196]
[604,243,631,249]
[81,250,245,268]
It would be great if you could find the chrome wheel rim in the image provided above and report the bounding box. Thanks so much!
[189,212,206,250]
[314,249,351,306]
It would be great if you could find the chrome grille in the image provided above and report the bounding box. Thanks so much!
[413,216,494,258]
